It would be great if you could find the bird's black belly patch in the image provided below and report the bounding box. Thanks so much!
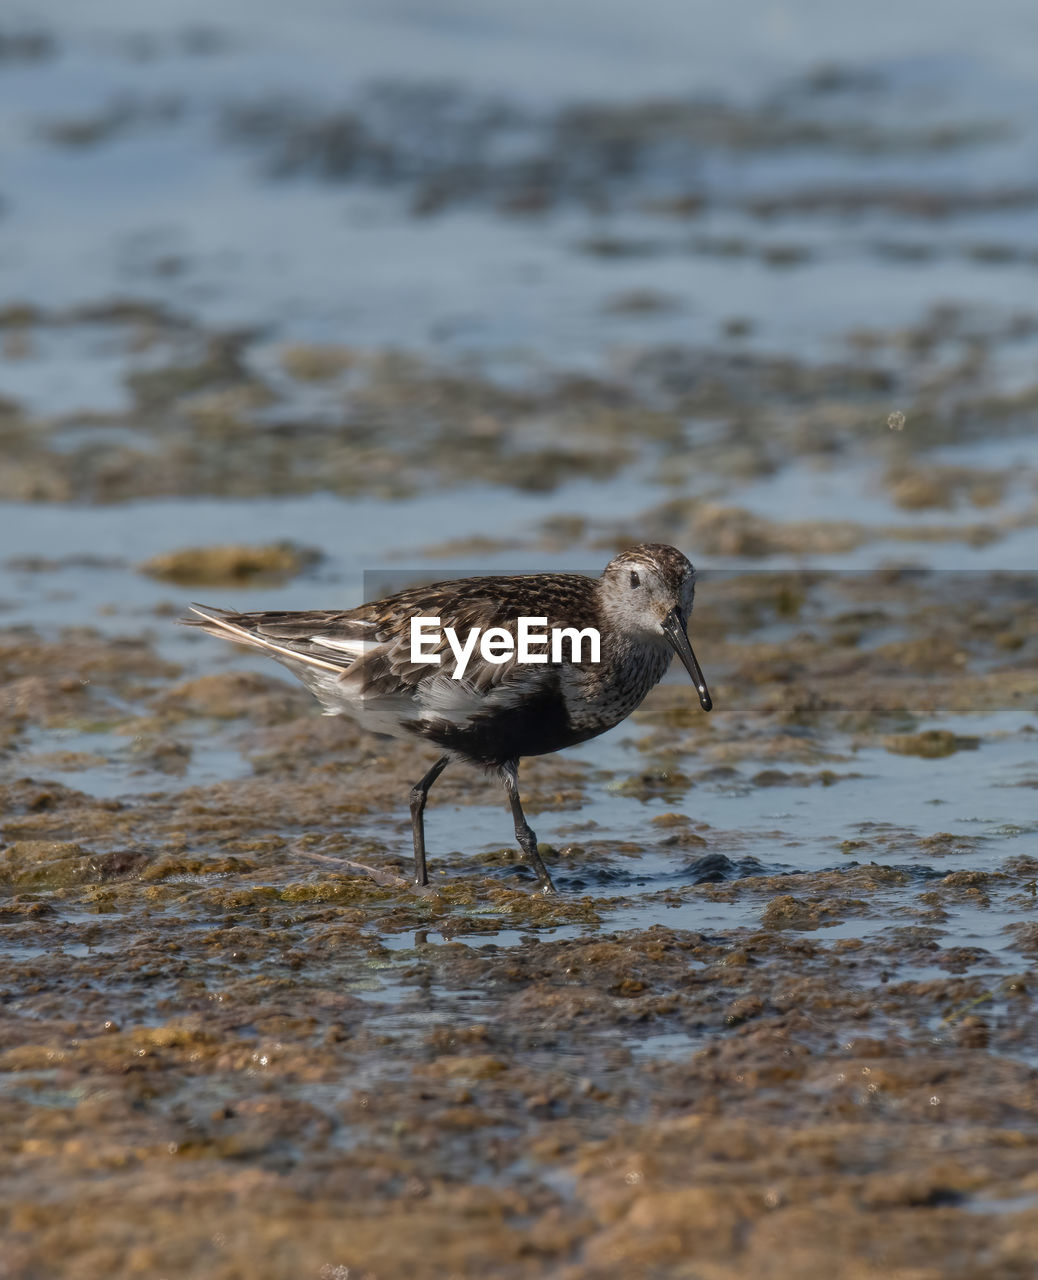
[406,683,579,765]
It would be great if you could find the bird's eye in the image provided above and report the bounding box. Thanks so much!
[629,571,640,589]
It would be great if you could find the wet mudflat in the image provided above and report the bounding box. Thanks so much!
[3,3,1038,1277]
[3,567,1038,1279]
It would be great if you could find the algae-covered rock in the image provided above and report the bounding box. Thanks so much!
[689,503,865,557]
[884,729,980,758]
[760,893,865,930]
[158,671,305,721]
[0,839,90,888]
[280,343,356,381]
[139,542,320,585]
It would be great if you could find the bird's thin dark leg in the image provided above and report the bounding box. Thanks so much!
[410,754,450,886]
[501,761,556,894]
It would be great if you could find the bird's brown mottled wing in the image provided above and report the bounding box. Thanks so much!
[334,574,600,697]
[183,573,599,701]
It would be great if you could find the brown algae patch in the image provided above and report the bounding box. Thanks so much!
[139,542,321,586]
[885,463,1008,511]
[884,729,982,758]
[278,342,357,381]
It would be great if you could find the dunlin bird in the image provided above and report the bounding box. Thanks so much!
[183,543,711,893]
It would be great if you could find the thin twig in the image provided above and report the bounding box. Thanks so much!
[290,843,409,887]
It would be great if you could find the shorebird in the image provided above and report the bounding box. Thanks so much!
[183,543,711,893]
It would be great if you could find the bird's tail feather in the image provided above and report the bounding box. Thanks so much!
[181,604,345,673]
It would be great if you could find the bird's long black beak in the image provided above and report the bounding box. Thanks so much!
[661,607,712,712]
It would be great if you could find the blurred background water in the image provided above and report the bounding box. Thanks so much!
[6,0,1038,364]
[2,0,1038,584]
